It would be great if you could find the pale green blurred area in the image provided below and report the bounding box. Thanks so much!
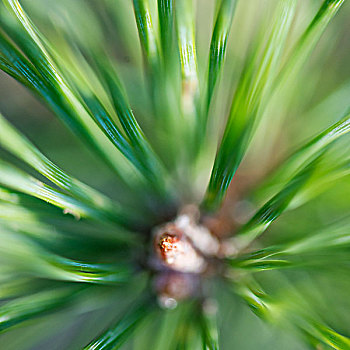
[0,0,350,349]
[1,0,349,196]
[129,289,310,350]
[0,279,146,350]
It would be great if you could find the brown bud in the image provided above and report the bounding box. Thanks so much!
[153,224,206,273]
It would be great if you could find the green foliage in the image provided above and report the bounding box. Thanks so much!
[229,216,350,271]
[0,286,83,333]
[0,0,349,349]
[207,0,237,112]
[84,296,155,350]
[203,0,296,211]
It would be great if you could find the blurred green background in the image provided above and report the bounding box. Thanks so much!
[0,0,350,349]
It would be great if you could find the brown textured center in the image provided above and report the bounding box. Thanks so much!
[158,233,180,259]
